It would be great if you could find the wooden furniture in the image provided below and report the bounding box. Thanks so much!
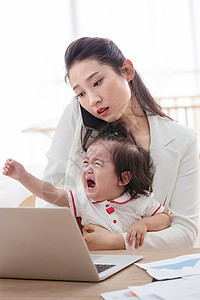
[18,195,36,207]
[157,95,200,128]
[0,248,199,299]
[157,95,200,157]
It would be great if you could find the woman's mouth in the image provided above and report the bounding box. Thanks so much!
[97,107,109,117]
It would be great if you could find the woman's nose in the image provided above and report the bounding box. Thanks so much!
[88,92,101,106]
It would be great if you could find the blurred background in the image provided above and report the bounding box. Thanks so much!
[0,0,200,206]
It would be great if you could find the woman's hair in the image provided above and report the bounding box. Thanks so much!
[87,123,155,199]
[64,37,168,150]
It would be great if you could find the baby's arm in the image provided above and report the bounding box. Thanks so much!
[126,210,170,249]
[3,159,69,207]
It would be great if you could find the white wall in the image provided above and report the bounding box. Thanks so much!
[1,0,199,207]
[0,0,75,206]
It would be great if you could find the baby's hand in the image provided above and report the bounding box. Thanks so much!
[126,220,147,249]
[3,159,26,181]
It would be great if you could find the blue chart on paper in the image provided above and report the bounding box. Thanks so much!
[151,258,200,270]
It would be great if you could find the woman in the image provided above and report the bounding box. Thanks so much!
[36,37,199,250]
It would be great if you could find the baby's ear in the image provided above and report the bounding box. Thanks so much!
[118,171,132,186]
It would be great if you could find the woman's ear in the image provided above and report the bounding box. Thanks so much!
[118,171,132,186]
[121,59,135,82]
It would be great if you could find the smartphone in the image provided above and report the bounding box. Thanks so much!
[79,104,108,130]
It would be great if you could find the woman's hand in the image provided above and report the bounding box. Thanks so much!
[82,224,125,250]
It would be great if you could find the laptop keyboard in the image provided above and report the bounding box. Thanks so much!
[95,264,116,273]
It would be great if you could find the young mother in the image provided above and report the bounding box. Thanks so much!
[36,37,200,250]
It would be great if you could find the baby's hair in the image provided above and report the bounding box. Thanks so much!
[83,121,137,151]
[87,123,155,199]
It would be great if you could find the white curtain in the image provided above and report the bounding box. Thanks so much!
[0,0,74,167]
[0,0,199,206]
[73,0,200,97]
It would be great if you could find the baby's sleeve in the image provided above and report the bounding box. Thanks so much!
[65,187,85,218]
[142,193,165,217]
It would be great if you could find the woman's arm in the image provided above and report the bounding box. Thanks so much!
[128,127,199,249]
[83,211,170,250]
[82,224,125,250]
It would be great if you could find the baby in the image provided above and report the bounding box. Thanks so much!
[3,134,170,249]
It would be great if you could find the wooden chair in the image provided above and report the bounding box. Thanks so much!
[19,194,36,207]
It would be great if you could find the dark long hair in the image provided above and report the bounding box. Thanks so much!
[87,128,155,199]
[64,37,168,150]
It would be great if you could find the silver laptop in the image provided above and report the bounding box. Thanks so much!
[0,207,142,282]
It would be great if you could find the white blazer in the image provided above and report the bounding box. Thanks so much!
[36,98,200,249]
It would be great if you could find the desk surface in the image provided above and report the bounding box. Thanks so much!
[0,248,200,300]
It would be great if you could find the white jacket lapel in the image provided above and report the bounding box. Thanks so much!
[148,115,179,206]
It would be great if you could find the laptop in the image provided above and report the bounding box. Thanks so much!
[0,207,142,282]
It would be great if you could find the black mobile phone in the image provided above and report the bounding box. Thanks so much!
[79,104,108,131]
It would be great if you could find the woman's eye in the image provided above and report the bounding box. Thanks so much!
[77,92,85,98]
[94,79,102,87]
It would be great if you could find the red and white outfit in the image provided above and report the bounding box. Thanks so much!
[66,186,164,233]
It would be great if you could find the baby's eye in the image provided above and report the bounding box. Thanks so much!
[94,79,102,87]
[77,92,85,98]
[83,160,88,166]
[94,161,102,166]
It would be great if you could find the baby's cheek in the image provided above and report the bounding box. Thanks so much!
[81,173,85,186]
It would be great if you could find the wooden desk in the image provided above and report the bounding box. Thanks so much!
[0,248,199,300]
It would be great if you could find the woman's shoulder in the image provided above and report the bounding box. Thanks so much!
[149,114,197,140]
[57,96,81,130]
[62,96,80,119]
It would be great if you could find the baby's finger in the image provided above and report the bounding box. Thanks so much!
[7,159,15,166]
[3,162,8,168]
[126,229,131,242]
[6,158,12,164]
[135,233,142,249]
[2,167,8,175]
[139,234,145,247]
[3,165,9,171]
[129,231,136,246]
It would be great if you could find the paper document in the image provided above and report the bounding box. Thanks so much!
[101,254,200,299]
[100,288,139,299]
[101,277,200,300]
[129,277,200,300]
[135,253,200,280]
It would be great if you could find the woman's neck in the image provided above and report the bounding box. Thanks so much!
[119,99,151,150]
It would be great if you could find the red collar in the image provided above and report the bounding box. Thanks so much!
[92,193,132,204]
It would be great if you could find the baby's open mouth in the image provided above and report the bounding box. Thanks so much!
[87,180,96,188]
